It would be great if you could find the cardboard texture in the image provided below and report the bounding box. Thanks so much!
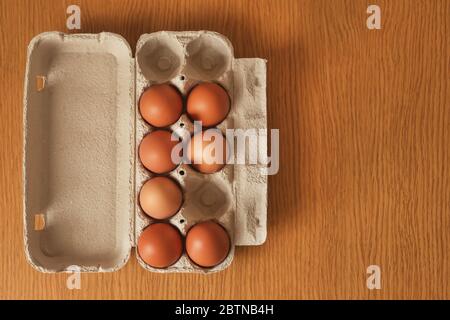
[23,31,267,273]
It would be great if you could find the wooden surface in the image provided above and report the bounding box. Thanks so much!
[0,0,449,300]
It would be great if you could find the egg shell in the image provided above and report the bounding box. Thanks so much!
[187,130,229,174]
[139,84,183,128]
[187,82,230,127]
[138,130,181,174]
[139,176,183,220]
[185,221,231,268]
[137,223,183,268]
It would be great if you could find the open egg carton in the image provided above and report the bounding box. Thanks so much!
[23,31,267,273]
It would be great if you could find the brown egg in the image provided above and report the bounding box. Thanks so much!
[139,177,183,220]
[139,130,181,174]
[138,223,183,268]
[186,221,230,268]
[139,84,183,127]
[187,82,230,127]
[187,130,229,174]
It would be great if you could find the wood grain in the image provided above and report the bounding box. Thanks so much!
[0,0,449,299]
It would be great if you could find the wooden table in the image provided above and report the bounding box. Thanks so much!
[0,0,448,300]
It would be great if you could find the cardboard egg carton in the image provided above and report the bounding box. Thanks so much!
[23,31,267,273]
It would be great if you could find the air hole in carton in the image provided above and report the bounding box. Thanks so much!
[185,34,232,80]
[179,169,185,176]
[180,75,185,81]
[180,219,185,224]
[137,34,184,83]
[179,122,185,128]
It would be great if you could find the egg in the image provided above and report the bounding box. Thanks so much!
[187,130,229,174]
[187,82,230,127]
[138,223,183,268]
[186,221,230,268]
[139,84,183,127]
[139,130,181,174]
[139,177,183,220]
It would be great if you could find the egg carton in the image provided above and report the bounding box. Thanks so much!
[22,31,267,273]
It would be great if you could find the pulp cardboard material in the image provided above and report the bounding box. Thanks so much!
[23,31,267,273]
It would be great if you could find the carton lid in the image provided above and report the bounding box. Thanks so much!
[23,32,135,272]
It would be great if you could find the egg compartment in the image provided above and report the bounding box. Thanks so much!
[23,31,267,274]
[135,31,236,273]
